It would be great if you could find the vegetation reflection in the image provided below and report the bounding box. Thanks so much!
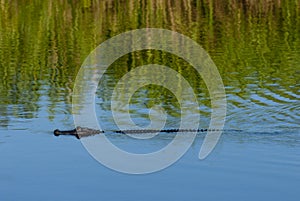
[0,0,299,130]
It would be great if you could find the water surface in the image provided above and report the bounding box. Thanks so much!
[0,1,299,200]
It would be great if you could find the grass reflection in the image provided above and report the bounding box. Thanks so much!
[0,0,299,130]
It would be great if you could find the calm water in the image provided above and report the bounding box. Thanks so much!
[0,1,300,200]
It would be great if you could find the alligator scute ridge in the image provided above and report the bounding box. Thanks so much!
[54,126,241,139]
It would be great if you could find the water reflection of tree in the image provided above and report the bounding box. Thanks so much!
[0,0,299,126]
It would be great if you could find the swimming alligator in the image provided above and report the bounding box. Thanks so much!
[54,127,104,139]
[54,126,241,139]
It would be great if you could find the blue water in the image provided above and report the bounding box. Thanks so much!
[1,63,299,200]
[1,123,299,200]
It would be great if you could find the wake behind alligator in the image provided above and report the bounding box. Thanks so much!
[54,127,241,139]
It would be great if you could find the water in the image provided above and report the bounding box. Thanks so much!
[1,130,299,200]
[0,1,300,200]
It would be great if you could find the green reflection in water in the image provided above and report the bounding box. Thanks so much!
[0,0,299,131]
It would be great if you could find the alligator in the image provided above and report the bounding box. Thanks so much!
[54,126,241,139]
[54,127,104,139]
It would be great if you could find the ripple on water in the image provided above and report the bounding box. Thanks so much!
[226,85,299,133]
